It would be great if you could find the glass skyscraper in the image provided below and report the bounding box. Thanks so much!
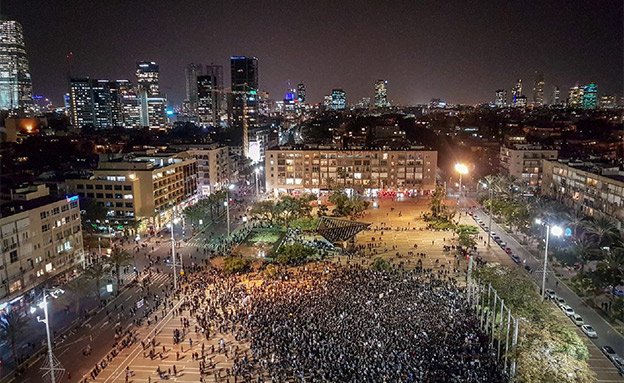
[0,18,33,112]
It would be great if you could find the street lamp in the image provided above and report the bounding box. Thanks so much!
[455,163,468,206]
[535,218,563,299]
[226,184,235,237]
[37,290,65,383]
[480,180,495,248]
[167,217,180,290]
[254,166,263,196]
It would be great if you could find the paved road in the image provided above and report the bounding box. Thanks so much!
[473,208,624,381]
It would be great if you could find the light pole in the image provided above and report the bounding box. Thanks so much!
[167,217,180,290]
[455,163,468,207]
[535,218,563,299]
[226,184,235,237]
[37,290,65,383]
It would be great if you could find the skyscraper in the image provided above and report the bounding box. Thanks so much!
[297,83,306,103]
[0,18,34,112]
[206,63,224,117]
[136,61,160,96]
[69,78,94,127]
[582,83,597,109]
[552,86,560,105]
[197,74,217,126]
[331,89,346,110]
[230,56,259,131]
[532,72,544,106]
[185,63,203,113]
[511,79,522,106]
[374,80,389,108]
[567,83,584,107]
[495,89,507,108]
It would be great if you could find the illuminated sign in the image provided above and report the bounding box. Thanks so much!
[66,195,79,202]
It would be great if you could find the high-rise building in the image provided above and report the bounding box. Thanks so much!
[599,95,616,109]
[582,83,597,109]
[297,83,306,103]
[323,95,332,109]
[197,74,217,126]
[532,72,544,106]
[230,56,259,132]
[69,78,95,127]
[136,61,160,96]
[511,79,522,105]
[331,89,346,110]
[552,86,560,105]
[495,89,507,108]
[205,63,224,117]
[185,63,203,113]
[374,80,389,108]
[0,18,34,112]
[567,83,584,107]
[515,95,527,108]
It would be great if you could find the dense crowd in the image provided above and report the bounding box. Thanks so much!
[183,264,507,382]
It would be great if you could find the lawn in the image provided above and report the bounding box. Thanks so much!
[248,231,283,244]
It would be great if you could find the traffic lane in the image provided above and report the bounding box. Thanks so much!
[479,210,624,355]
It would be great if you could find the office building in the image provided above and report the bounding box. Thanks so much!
[582,83,597,109]
[297,83,306,103]
[206,63,224,115]
[541,160,624,227]
[495,89,507,108]
[511,79,522,105]
[331,89,346,110]
[136,61,160,96]
[69,78,95,127]
[499,144,558,190]
[0,185,84,306]
[197,74,218,126]
[552,86,560,105]
[66,152,198,231]
[600,95,617,109]
[176,144,231,196]
[184,63,203,113]
[374,80,389,108]
[230,56,259,130]
[515,95,527,108]
[532,72,544,107]
[0,18,34,112]
[265,147,437,195]
[568,83,584,107]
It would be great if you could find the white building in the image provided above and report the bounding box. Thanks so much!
[500,145,558,190]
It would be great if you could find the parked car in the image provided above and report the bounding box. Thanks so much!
[524,265,531,273]
[571,314,584,326]
[498,241,507,248]
[545,289,556,299]
[511,255,520,264]
[505,247,513,254]
[581,324,597,338]
[555,297,566,308]
[601,345,618,360]
[561,305,575,317]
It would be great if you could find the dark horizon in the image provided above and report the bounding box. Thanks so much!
[4,0,623,106]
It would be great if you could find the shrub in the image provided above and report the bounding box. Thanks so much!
[223,256,251,274]
[275,243,316,265]
[370,257,392,272]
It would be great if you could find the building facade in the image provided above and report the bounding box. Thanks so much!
[582,83,597,109]
[0,185,83,307]
[495,89,507,108]
[230,56,259,129]
[532,72,544,107]
[66,152,197,231]
[499,145,558,190]
[265,147,437,195]
[180,145,231,196]
[185,63,203,114]
[541,160,624,226]
[0,19,33,112]
[374,80,389,108]
[331,89,346,110]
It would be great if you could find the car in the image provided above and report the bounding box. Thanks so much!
[555,297,566,307]
[561,305,575,317]
[490,231,496,236]
[468,211,474,216]
[545,289,556,299]
[612,356,624,376]
[581,324,597,338]
[601,345,618,360]
[498,241,507,248]
[571,314,584,326]
[511,255,520,264]
[505,247,513,254]
[483,226,489,231]
[524,265,531,273]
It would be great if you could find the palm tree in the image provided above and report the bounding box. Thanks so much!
[564,209,586,239]
[83,262,108,299]
[0,310,29,362]
[585,217,620,247]
[595,247,624,296]
[569,235,600,272]
[105,246,133,289]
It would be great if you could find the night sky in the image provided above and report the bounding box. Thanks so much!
[4,0,623,106]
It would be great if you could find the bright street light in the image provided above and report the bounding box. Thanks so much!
[550,226,563,237]
[535,220,563,299]
[535,218,542,224]
[455,163,468,206]
[226,184,236,236]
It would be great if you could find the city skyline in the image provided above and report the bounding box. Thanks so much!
[3,0,622,106]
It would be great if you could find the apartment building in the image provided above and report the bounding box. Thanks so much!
[66,152,197,231]
[265,147,437,195]
[0,185,83,308]
[541,160,624,226]
[499,145,558,190]
[175,144,231,196]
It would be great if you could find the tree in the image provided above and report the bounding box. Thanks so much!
[223,256,251,274]
[564,209,586,239]
[595,247,624,296]
[455,225,479,250]
[568,235,599,272]
[63,276,91,314]
[80,198,108,232]
[83,262,109,299]
[275,243,316,265]
[0,310,29,362]
[585,217,620,247]
[370,257,392,272]
[183,204,204,226]
[317,204,329,217]
[105,246,133,289]
[250,200,276,223]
